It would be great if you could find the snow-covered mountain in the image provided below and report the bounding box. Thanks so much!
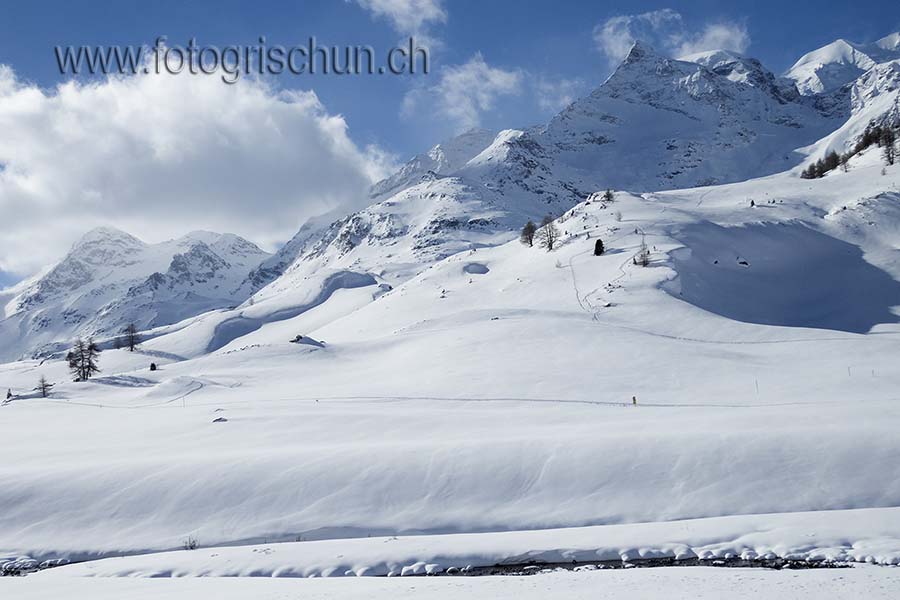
[239,41,850,298]
[130,36,899,366]
[803,59,900,164]
[0,227,270,361]
[680,49,801,102]
[378,41,840,197]
[536,42,838,189]
[369,128,499,200]
[786,32,900,96]
[4,34,900,363]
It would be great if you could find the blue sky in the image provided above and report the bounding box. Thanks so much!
[2,0,899,157]
[1,0,899,286]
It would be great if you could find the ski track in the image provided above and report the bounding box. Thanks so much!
[13,381,206,410]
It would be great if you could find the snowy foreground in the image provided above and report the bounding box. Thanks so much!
[22,508,900,577]
[5,566,899,600]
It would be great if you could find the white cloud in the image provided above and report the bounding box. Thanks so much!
[534,76,589,113]
[0,65,394,277]
[673,23,750,58]
[593,9,750,67]
[403,53,522,133]
[593,8,683,68]
[352,0,446,36]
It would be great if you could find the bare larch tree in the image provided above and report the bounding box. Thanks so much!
[537,215,561,252]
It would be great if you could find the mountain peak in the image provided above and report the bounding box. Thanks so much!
[427,128,499,164]
[678,49,799,103]
[622,41,660,65]
[877,32,900,52]
[786,32,900,95]
[181,230,222,243]
[369,128,498,200]
[680,49,745,66]
[74,226,145,249]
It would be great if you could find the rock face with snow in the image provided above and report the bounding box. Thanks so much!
[0,228,270,361]
[681,49,801,103]
[251,177,527,300]
[536,42,838,190]
[369,128,499,200]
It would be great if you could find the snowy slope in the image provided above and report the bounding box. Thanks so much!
[0,227,270,361]
[235,207,351,295]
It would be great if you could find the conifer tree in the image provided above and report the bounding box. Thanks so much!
[34,376,54,398]
[883,128,896,166]
[67,338,101,382]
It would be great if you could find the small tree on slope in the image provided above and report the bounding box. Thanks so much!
[34,376,54,398]
[520,220,537,247]
[124,323,141,352]
[634,236,650,267]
